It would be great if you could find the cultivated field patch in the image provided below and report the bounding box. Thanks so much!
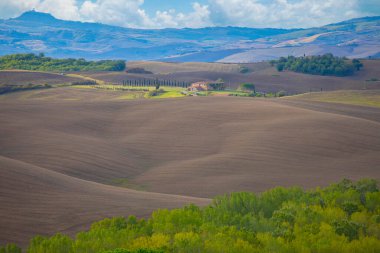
[288,90,380,108]
[126,61,241,74]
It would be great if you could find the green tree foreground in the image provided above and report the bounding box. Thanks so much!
[0,53,126,72]
[1,179,379,253]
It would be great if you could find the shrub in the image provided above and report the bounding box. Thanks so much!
[276,90,286,97]
[276,63,285,72]
[239,83,256,92]
[0,244,21,253]
[147,89,164,97]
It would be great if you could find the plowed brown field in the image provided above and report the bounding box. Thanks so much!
[1,87,379,247]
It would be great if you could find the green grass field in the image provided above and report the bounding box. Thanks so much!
[72,85,256,99]
[198,90,249,96]
[72,85,186,99]
[289,90,380,108]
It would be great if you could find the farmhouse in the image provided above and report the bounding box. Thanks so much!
[188,81,225,91]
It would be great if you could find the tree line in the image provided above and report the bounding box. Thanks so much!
[1,178,379,253]
[270,54,363,76]
[0,54,126,71]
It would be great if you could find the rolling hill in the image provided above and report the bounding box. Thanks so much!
[0,11,379,62]
[1,88,380,246]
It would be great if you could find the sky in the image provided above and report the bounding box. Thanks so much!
[0,0,379,29]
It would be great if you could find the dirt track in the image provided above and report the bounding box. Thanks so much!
[1,88,380,246]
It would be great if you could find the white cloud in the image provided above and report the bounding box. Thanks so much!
[78,1,210,28]
[153,3,211,28]
[79,0,153,28]
[0,0,80,20]
[208,0,360,28]
[0,0,40,19]
[0,0,378,28]
[0,0,210,28]
[37,0,80,20]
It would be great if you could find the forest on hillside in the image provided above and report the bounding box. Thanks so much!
[1,179,379,253]
[0,54,126,72]
[271,54,363,76]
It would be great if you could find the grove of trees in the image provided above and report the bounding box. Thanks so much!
[0,54,126,71]
[271,54,363,76]
[1,179,379,253]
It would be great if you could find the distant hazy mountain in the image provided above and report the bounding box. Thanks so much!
[0,10,379,62]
